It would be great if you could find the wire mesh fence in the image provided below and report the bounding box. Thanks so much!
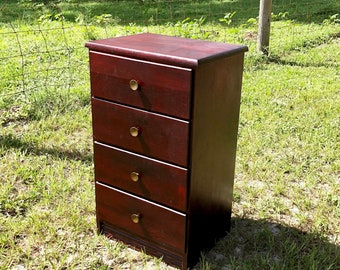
[1,23,88,93]
[0,0,339,118]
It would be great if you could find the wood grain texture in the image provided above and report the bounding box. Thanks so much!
[100,222,188,269]
[94,142,188,211]
[186,53,245,264]
[89,52,192,119]
[87,34,247,270]
[91,98,189,167]
[86,33,248,68]
[96,182,187,252]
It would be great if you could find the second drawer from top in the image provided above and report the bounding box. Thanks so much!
[92,98,190,167]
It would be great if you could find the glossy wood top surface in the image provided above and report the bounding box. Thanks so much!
[85,33,248,68]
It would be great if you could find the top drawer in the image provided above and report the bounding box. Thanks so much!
[89,52,192,120]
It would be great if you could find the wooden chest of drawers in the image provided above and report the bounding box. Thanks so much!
[86,33,247,269]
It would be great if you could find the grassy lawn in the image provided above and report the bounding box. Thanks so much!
[1,0,339,269]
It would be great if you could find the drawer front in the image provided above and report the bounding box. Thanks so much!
[89,52,192,119]
[94,142,188,211]
[96,182,186,252]
[92,98,189,167]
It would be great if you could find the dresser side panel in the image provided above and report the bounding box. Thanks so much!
[187,52,245,259]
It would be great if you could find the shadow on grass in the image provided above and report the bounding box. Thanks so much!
[195,218,339,269]
[0,133,92,164]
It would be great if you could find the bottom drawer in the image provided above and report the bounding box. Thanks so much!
[96,182,187,252]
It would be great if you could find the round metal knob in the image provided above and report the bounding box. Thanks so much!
[131,213,141,223]
[129,79,139,91]
[129,126,140,137]
[130,172,140,182]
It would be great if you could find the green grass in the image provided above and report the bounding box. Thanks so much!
[1,0,339,25]
[1,0,340,269]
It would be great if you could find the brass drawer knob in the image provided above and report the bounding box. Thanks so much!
[130,172,140,182]
[129,126,140,137]
[131,213,141,223]
[129,79,139,91]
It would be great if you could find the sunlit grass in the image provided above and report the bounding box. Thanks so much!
[1,0,339,269]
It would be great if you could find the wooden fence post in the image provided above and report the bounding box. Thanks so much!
[257,0,272,54]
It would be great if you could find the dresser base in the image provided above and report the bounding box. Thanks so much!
[100,221,188,269]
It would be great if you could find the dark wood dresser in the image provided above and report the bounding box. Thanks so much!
[85,33,247,269]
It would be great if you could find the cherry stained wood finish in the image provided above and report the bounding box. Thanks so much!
[185,53,246,266]
[91,98,189,167]
[95,182,186,252]
[100,222,188,269]
[86,33,248,270]
[93,142,188,211]
[86,33,247,68]
[89,52,192,119]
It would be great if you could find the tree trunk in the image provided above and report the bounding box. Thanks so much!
[257,0,272,54]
